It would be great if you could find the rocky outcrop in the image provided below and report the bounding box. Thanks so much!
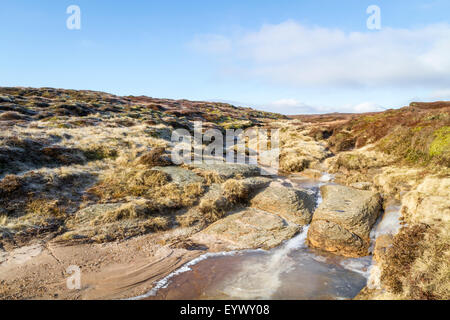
[279,126,332,173]
[191,208,301,251]
[372,167,425,198]
[401,176,450,226]
[240,176,272,191]
[307,185,383,257]
[250,186,316,225]
[373,234,393,264]
[327,149,395,173]
[350,182,372,191]
[152,166,204,186]
[191,163,261,179]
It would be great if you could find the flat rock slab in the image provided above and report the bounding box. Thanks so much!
[240,176,272,191]
[349,182,372,191]
[191,208,301,251]
[153,166,204,186]
[192,163,261,179]
[250,186,316,225]
[0,243,43,267]
[307,185,382,257]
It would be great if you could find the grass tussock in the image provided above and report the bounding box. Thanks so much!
[196,179,250,225]
[0,175,24,198]
[92,200,156,224]
[136,147,171,167]
[198,197,228,223]
[222,179,249,204]
[83,145,118,161]
[191,169,224,185]
[88,168,171,199]
[280,154,310,173]
[380,224,450,300]
[88,166,206,213]
[0,215,8,226]
[25,198,64,218]
[278,123,331,173]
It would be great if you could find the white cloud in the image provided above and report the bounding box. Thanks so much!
[350,102,385,113]
[190,21,450,88]
[263,99,384,115]
[268,99,317,114]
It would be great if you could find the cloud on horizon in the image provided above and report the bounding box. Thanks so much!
[263,99,385,115]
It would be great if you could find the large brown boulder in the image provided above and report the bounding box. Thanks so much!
[307,185,383,257]
[191,163,261,179]
[191,208,301,251]
[250,186,316,225]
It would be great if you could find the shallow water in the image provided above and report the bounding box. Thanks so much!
[144,227,369,300]
[138,172,400,301]
[371,201,402,240]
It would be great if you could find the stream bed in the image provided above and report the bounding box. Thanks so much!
[138,173,400,300]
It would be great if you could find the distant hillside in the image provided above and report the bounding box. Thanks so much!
[299,102,450,168]
[0,87,286,131]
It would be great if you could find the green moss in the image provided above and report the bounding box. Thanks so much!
[221,120,252,130]
[361,115,378,123]
[43,116,60,122]
[57,123,71,129]
[429,127,450,157]
[425,113,449,121]
[405,148,430,164]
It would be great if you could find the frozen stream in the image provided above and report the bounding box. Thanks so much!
[137,173,401,300]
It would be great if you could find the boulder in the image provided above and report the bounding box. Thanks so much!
[350,182,372,191]
[191,163,261,179]
[307,185,383,257]
[152,166,204,187]
[373,234,393,264]
[240,176,272,191]
[250,186,316,225]
[401,176,450,226]
[191,208,301,251]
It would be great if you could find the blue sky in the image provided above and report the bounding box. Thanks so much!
[1,0,450,114]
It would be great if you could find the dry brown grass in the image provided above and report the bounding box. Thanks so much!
[88,167,171,200]
[91,200,152,224]
[279,154,310,173]
[136,147,171,167]
[0,111,27,121]
[191,169,224,185]
[405,226,450,300]
[0,175,24,198]
[278,123,331,173]
[195,179,250,225]
[222,179,249,204]
[83,145,118,161]
[180,183,206,206]
[0,215,8,226]
[88,165,206,215]
[198,197,227,224]
[25,198,63,218]
[381,225,428,294]
[380,224,450,300]
[317,105,450,168]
